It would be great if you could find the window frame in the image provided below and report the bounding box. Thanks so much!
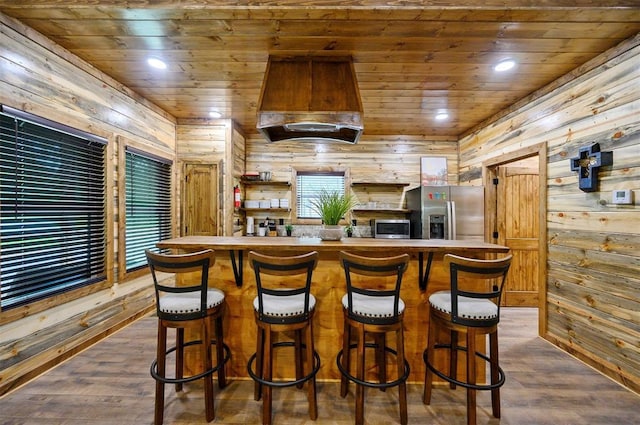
[0,105,113,321]
[117,137,175,282]
[291,167,351,225]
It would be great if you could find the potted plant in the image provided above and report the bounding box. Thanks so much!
[344,224,354,237]
[310,189,357,240]
[285,224,294,236]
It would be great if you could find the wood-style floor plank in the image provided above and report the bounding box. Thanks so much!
[1,308,639,424]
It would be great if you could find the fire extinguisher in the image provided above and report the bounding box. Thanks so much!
[234,185,241,208]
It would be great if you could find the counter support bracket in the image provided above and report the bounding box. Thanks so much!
[229,250,243,287]
[418,252,434,292]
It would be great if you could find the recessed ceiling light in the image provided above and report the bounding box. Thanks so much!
[209,110,222,119]
[435,112,449,121]
[147,57,167,70]
[494,59,515,72]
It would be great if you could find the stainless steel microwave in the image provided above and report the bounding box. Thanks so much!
[371,219,410,239]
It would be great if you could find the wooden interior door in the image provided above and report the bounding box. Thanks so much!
[497,165,540,306]
[182,162,218,236]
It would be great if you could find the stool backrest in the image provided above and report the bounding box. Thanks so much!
[339,251,410,324]
[248,251,319,324]
[145,249,216,321]
[444,253,512,327]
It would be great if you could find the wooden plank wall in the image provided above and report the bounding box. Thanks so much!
[176,119,229,235]
[0,13,176,394]
[175,119,246,236]
[243,134,459,226]
[458,34,640,393]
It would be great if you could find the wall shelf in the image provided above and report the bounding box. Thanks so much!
[241,208,291,213]
[352,208,411,214]
[241,180,291,187]
[351,182,410,187]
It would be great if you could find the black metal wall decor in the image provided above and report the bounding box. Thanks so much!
[569,143,613,192]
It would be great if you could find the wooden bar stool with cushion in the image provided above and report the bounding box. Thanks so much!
[246,251,321,425]
[145,249,231,425]
[423,253,512,425]
[337,251,411,425]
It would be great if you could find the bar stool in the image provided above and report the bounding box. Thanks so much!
[247,251,321,425]
[337,251,411,425]
[145,249,231,425]
[423,254,512,425]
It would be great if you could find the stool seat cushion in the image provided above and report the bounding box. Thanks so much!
[253,292,316,317]
[159,288,225,315]
[429,290,498,320]
[341,293,405,318]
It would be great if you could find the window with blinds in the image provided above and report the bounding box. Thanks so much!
[0,106,107,309]
[296,171,346,219]
[124,148,172,272]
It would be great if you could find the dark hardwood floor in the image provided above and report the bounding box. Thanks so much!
[1,308,639,424]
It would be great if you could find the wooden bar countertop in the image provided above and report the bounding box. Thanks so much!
[155,236,510,383]
[156,235,509,255]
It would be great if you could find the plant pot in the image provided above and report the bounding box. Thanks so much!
[286,229,292,236]
[319,225,343,241]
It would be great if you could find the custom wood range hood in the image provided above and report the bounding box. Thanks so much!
[256,55,364,144]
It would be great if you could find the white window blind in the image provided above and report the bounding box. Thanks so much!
[296,171,345,219]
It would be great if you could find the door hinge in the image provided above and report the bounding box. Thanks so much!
[492,178,499,185]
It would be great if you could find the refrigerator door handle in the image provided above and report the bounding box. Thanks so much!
[449,201,457,240]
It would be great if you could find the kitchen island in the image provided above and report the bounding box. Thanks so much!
[156,236,509,383]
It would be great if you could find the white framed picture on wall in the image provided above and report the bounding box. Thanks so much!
[421,156,448,186]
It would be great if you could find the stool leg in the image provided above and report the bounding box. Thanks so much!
[213,313,227,389]
[155,322,167,425]
[202,319,215,422]
[450,330,458,389]
[295,329,304,389]
[306,322,318,420]
[340,318,351,398]
[254,327,264,401]
[375,333,387,392]
[489,330,501,418]
[466,330,477,425]
[175,327,184,392]
[355,324,366,425]
[262,326,273,425]
[423,314,436,405]
[396,326,408,425]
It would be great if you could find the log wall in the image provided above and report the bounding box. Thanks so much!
[458,34,640,393]
[0,13,175,394]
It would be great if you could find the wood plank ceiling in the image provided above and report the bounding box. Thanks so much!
[1,1,639,139]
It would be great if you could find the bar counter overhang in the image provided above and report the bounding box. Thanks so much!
[156,236,510,383]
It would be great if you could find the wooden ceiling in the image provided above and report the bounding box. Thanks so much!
[1,1,639,139]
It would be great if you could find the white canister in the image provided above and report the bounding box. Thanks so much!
[270,199,279,208]
[257,226,267,236]
[246,217,254,234]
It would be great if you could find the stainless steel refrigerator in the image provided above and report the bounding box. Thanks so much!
[406,185,485,241]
